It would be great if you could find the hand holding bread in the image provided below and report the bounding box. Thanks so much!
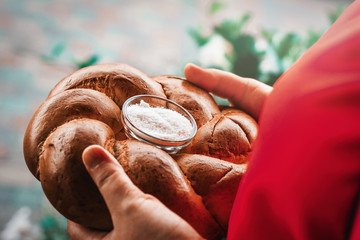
[23,63,260,239]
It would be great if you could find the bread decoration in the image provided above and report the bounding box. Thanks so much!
[23,63,257,240]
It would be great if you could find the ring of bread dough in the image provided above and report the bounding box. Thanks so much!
[23,63,257,240]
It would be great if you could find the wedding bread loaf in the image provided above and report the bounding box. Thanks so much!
[23,63,257,240]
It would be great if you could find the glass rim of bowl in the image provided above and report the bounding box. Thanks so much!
[121,94,197,146]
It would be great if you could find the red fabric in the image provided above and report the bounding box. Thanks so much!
[227,1,360,239]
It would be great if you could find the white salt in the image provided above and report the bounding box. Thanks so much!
[126,100,193,140]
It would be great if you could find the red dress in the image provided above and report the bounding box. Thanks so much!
[227,1,360,239]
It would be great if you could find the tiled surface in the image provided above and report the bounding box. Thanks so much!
[0,0,352,232]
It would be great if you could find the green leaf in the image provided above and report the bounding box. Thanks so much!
[41,42,66,62]
[232,52,261,79]
[51,42,66,58]
[209,1,226,15]
[261,29,276,44]
[76,54,100,69]
[276,33,300,60]
[238,13,251,30]
[187,27,211,46]
[232,34,256,55]
[328,6,344,24]
[305,29,323,49]
[38,214,70,240]
[40,215,57,229]
[214,14,251,42]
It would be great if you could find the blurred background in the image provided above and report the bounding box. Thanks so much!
[0,0,353,239]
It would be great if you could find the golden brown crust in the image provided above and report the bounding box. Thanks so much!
[48,63,166,107]
[23,63,258,239]
[174,153,247,230]
[181,107,257,164]
[23,88,122,179]
[40,119,115,229]
[114,140,223,239]
[153,75,220,127]
[220,107,258,143]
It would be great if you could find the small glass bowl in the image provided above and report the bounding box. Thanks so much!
[121,95,197,154]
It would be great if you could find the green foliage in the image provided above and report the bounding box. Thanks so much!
[209,1,226,15]
[259,30,304,84]
[328,5,345,24]
[38,213,70,240]
[75,54,100,69]
[41,42,66,62]
[211,15,265,79]
[41,42,100,69]
[187,27,211,47]
[213,14,251,42]
[305,29,323,49]
[276,33,301,60]
[188,2,346,86]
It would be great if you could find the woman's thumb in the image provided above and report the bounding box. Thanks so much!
[82,145,141,212]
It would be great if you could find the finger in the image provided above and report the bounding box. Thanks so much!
[67,220,107,240]
[185,63,272,120]
[82,145,142,214]
[184,63,221,93]
[184,63,248,101]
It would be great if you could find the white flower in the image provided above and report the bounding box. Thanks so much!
[199,35,232,69]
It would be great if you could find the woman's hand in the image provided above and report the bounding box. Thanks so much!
[184,63,273,120]
[67,145,203,240]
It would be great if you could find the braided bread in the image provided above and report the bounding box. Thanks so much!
[23,63,257,239]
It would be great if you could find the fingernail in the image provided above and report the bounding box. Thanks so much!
[82,145,106,170]
[185,63,202,82]
[185,63,201,70]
